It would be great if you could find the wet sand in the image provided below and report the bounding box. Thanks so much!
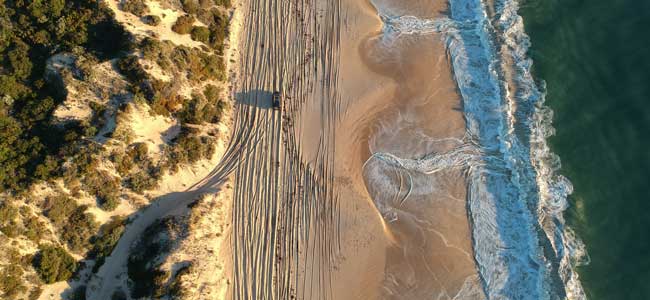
[329,0,484,299]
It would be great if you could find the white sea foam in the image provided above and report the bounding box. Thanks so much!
[370,0,588,298]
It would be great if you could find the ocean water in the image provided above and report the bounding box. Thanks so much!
[520,0,650,299]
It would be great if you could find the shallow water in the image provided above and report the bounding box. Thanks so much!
[521,0,650,299]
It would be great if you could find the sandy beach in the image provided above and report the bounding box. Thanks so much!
[329,0,483,299]
[225,0,485,298]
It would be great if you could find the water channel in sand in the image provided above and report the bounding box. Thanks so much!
[328,0,485,298]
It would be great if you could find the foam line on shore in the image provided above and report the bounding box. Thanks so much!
[370,0,588,298]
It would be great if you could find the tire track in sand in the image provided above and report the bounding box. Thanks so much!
[231,0,341,298]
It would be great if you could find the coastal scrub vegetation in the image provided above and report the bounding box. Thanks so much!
[0,0,129,193]
[33,244,78,284]
[0,0,234,296]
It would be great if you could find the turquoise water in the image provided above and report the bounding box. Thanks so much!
[521,0,650,299]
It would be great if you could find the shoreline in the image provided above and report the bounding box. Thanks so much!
[328,0,483,298]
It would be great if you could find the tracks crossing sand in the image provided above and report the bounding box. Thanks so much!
[230,0,342,298]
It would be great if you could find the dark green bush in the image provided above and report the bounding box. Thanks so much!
[121,0,149,17]
[141,15,161,26]
[181,0,200,14]
[127,218,175,298]
[23,216,45,242]
[190,26,211,43]
[60,205,98,251]
[90,216,125,272]
[171,15,195,35]
[82,170,121,211]
[214,0,232,8]
[69,285,87,300]
[116,55,149,87]
[177,86,225,124]
[33,244,77,284]
[44,195,78,228]
[44,195,98,251]
[127,168,160,193]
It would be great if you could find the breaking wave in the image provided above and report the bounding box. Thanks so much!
[370,0,589,299]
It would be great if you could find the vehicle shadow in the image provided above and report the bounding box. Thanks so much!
[234,89,275,109]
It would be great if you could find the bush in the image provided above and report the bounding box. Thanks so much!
[181,0,200,14]
[127,168,160,193]
[116,55,149,88]
[171,15,195,35]
[44,195,98,252]
[44,195,77,228]
[33,245,77,284]
[60,205,98,252]
[0,202,19,237]
[23,216,45,242]
[0,264,26,299]
[177,86,226,124]
[214,0,232,8]
[69,285,87,300]
[121,0,149,17]
[90,217,126,272]
[190,26,211,43]
[127,218,175,298]
[141,15,161,26]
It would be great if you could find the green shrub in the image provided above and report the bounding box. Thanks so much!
[44,195,77,228]
[116,55,149,87]
[90,217,125,272]
[82,170,121,211]
[0,264,26,299]
[127,168,160,193]
[23,216,45,242]
[141,15,161,26]
[127,218,175,298]
[121,0,149,17]
[171,15,195,35]
[33,244,77,284]
[190,26,211,43]
[60,205,98,251]
[44,195,98,251]
[181,0,200,14]
[165,129,215,172]
[69,285,87,300]
[214,0,232,8]
[177,86,225,124]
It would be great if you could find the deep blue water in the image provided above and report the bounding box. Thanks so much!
[521,0,650,299]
